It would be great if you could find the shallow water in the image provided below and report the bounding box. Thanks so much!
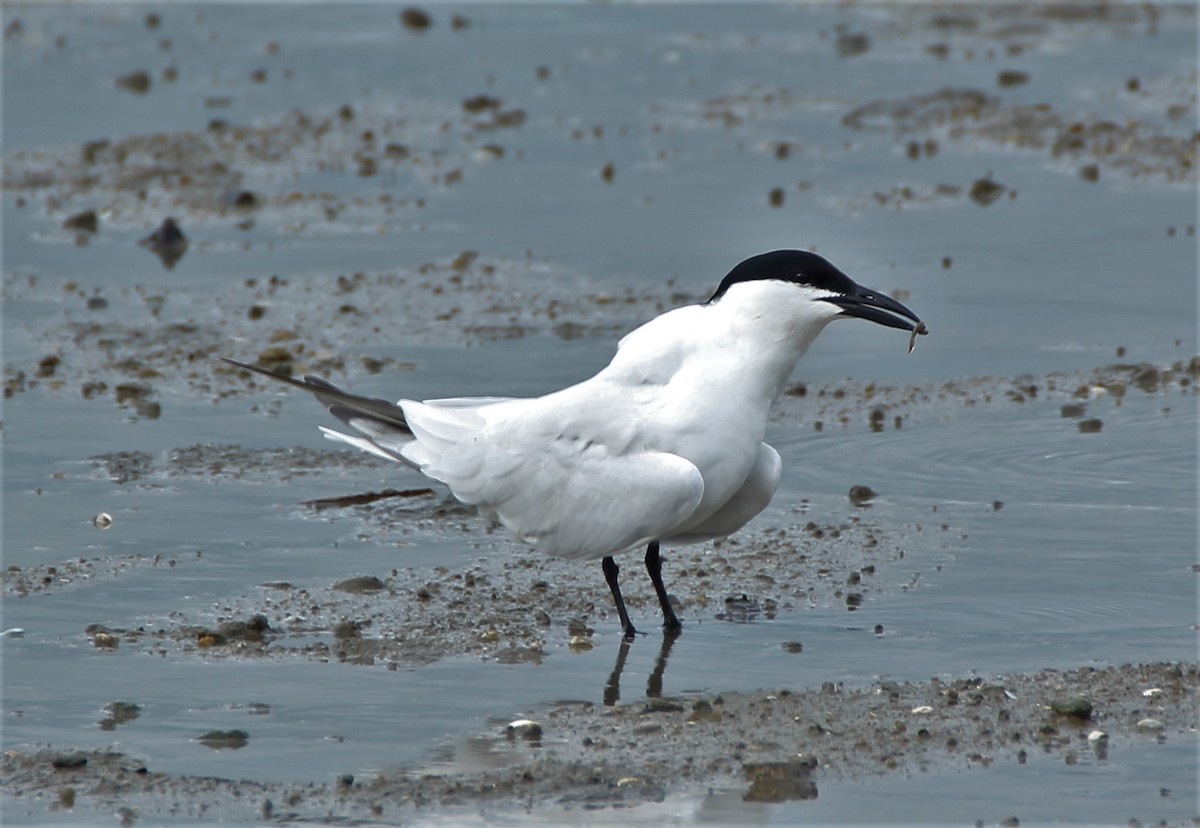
[3,4,1197,824]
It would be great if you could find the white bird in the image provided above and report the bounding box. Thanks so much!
[223,250,927,639]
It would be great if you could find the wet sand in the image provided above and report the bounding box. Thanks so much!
[4,661,1194,824]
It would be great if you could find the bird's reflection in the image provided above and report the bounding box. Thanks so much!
[603,632,678,706]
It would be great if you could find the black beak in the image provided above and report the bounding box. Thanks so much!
[823,284,927,335]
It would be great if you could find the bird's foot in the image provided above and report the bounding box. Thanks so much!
[662,619,683,638]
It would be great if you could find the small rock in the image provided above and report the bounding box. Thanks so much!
[743,756,818,803]
[1135,718,1164,732]
[136,400,161,419]
[217,614,271,642]
[1060,402,1087,418]
[37,354,61,377]
[1131,363,1160,393]
[332,620,361,639]
[256,345,293,366]
[116,69,151,94]
[969,176,1006,207]
[848,485,876,506]
[781,641,804,654]
[92,512,113,529]
[1050,694,1092,720]
[567,635,593,653]
[138,217,187,269]
[51,753,88,770]
[332,575,384,594]
[566,618,594,637]
[197,729,249,749]
[835,31,870,58]
[1077,417,1103,433]
[91,631,119,649]
[689,700,720,723]
[505,719,542,741]
[63,210,99,233]
[997,69,1029,87]
[399,8,431,30]
[195,630,228,647]
[104,701,141,724]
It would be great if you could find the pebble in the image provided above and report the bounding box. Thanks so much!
[104,701,141,724]
[997,69,1029,87]
[1077,417,1103,433]
[63,210,99,233]
[968,176,1006,207]
[50,753,88,770]
[1050,695,1093,720]
[332,620,361,640]
[567,635,593,653]
[92,631,119,649]
[566,618,594,637]
[197,729,250,749]
[505,719,542,741]
[1141,687,1163,698]
[911,705,934,714]
[848,485,877,507]
[400,8,431,30]
[332,576,384,594]
[138,217,188,269]
[92,512,113,529]
[1135,718,1164,732]
[1086,730,1108,742]
[742,757,818,803]
[115,69,151,94]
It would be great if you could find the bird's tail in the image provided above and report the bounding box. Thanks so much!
[221,357,416,465]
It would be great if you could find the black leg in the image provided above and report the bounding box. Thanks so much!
[645,541,682,635]
[602,555,638,640]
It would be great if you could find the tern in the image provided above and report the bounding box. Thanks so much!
[224,250,927,639]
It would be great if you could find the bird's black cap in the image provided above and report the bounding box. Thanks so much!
[705,250,856,305]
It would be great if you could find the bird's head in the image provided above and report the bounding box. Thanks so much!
[706,249,928,344]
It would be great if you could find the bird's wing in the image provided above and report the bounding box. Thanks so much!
[665,442,781,543]
[400,399,706,560]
